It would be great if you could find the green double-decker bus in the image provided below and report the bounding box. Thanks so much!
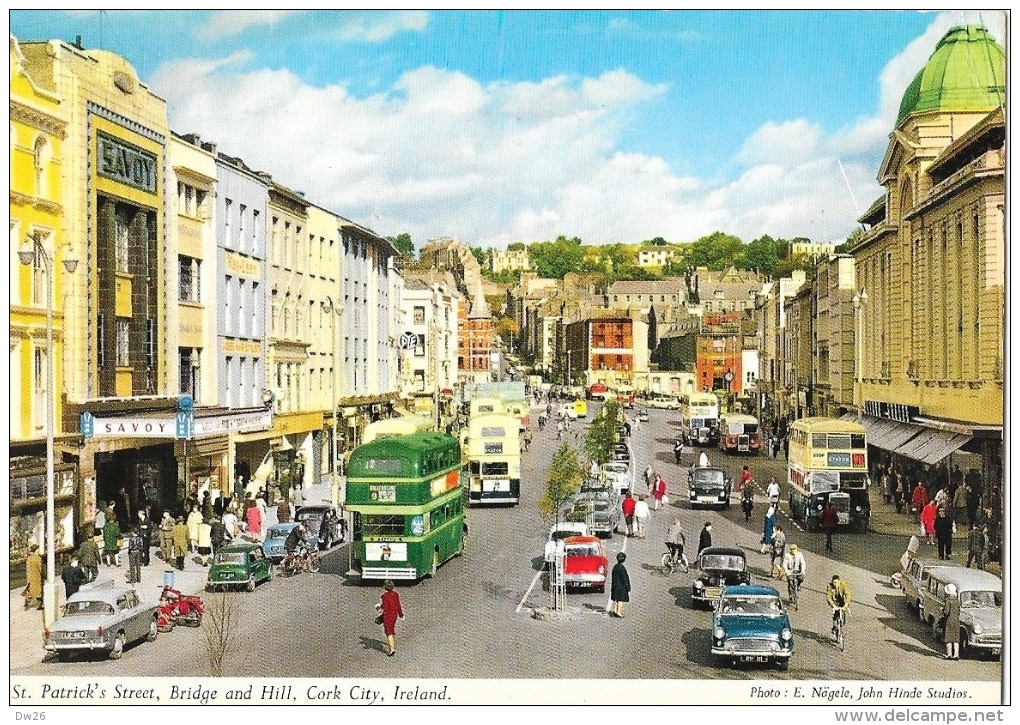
[346,432,466,581]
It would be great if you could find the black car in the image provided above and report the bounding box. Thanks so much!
[688,466,732,509]
[691,546,749,609]
[294,503,344,550]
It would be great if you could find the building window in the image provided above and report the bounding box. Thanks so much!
[116,319,130,366]
[33,136,48,197]
[97,314,106,368]
[33,346,47,430]
[146,318,156,371]
[224,198,233,246]
[414,334,426,357]
[31,240,45,305]
[179,256,200,301]
[115,211,131,273]
[252,209,261,256]
[414,306,425,325]
[224,356,234,408]
[179,348,200,399]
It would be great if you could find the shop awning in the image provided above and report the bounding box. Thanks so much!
[903,430,972,466]
[866,418,927,451]
[893,428,942,459]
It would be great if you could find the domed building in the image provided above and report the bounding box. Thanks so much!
[851,25,1004,559]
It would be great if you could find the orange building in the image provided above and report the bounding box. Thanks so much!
[696,312,743,394]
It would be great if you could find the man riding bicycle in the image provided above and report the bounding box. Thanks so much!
[783,544,806,600]
[285,523,308,556]
[665,518,686,567]
[825,574,851,637]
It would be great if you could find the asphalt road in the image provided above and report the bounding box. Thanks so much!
[24,403,1001,681]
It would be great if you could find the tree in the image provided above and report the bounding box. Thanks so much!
[743,234,780,274]
[686,231,745,270]
[529,236,585,279]
[584,399,622,467]
[204,593,240,676]
[835,227,865,254]
[507,242,526,252]
[494,317,519,349]
[538,443,583,525]
[388,233,414,258]
[648,236,669,246]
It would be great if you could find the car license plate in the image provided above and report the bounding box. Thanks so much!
[704,587,720,599]
[64,631,86,639]
[992,648,1001,656]
[742,655,769,663]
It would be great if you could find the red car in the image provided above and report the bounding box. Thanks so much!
[562,535,608,593]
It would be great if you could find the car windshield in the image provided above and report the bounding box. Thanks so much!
[267,526,291,538]
[692,470,724,486]
[960,590,1001,608]
[605,463,627,473]
[719,595,783,616]
[565,544,601,558]
[551,528,583,541]
[214,552,246,565]
[64,600,115,616]
[701,554,745,571]
[297,512,323,522]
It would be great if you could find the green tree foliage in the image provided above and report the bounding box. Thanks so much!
[685,231,745,270]
[647,236,669,246]
[528,236,585,279]
[470,246,488,268]
[507,242,526,251]
[835,227,865,254]
[743,234,780,272]
[538,443,583,524]
[387,233,415,258]
[584,399,622,467]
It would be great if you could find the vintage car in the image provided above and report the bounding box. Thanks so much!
[635,409,650,423]
[206,541,273,592]
[263,522,301,564]
[566,490,620,538]
[901,558,963,617]
[611,443,632,463]
[43,583,158,661]
[647,396,681,410]
[545,521,588,566]
[712,584,793,669]
[688,466,732,509]
[601,461,633,495]
[692,546,749,608]
[921,568,1002,658]
[295,503,344,550]
[561,535,609,592]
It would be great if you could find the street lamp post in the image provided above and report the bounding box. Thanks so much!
[852,288,869,417]
[18,233,77,626]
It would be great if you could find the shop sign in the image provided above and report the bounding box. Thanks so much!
[88,416,175,438]
[97,132,157,194]
[192,410,272,437]
[864,400,918,423]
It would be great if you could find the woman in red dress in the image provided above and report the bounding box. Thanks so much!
[378,579,404,656]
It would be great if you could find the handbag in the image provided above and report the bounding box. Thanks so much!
[374,613,384,625]
[662,494,670,506]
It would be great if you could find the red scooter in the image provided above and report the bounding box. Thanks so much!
[156,585,205,632]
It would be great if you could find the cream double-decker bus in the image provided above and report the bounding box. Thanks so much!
[680,392,720,446]
[464,413,521,506]
[787,417,870,532]
[717,413,761,455]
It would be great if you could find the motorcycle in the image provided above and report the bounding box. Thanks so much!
[156,585,205,632]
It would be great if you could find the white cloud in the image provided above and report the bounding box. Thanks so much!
[200,11,306,41]
[152,10,999,250]
[333,11,429,42]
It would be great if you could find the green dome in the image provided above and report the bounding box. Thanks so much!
[896,25,1005,126]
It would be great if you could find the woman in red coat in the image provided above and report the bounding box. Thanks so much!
[377,579,404,656]
[920,501,938,545]
[652,475,667,511]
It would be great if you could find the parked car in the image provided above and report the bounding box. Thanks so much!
[601,461,633,495]
[921,568,1002,658]
[688,466,732,509]
[692,546,749,608]
[636,409,650,423]
[263,522,301,564]
[901,558,963,617]
[545,521,589,566]
[611,443,632,463]
[647,396,679,410]
[566,490,621,539]
[206,541,273,592]
[43,583,158,661]
[711,584,793,669]
[295,503,344,550]
[561,535,608,592]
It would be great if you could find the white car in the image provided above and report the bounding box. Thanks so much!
[545,522,590,564]
[601,461,633,494]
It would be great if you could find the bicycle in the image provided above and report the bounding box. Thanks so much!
[661,545,689,575]
[831,607,846,651]
[786,573,801,610]
[280,548,321,577]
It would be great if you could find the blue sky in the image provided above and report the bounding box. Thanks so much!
[8,10,1007,248]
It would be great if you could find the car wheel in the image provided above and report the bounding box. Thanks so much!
[777,658,790,671]
[246,577,256,592]
[109,633,125,660]
[146,619,159,642]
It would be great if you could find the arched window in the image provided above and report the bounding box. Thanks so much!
[33,135,49,197]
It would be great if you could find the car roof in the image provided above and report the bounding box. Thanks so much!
[71,582,135,603]
[721,584,780,597]
[217,541,260,552]
[563,535,602,546]
[700,546,745,557]
[296,503,333,512]
[267,522,300,532]
[928,568,1002,592]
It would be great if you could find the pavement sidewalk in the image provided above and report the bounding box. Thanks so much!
[9,478,339,671]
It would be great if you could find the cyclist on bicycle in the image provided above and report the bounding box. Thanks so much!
[783,544,806,591]
[665,518,686,566]
[825,574,851,637]
[285,523,308,556]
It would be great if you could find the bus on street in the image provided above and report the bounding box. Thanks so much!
[717,413,761,455]
[464,413,522,505]
[346,432,466,580]
[787,417,870,532]
[680,392,720,446]
[362,414,434,444]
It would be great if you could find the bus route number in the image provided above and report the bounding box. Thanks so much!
[369,485,397,502]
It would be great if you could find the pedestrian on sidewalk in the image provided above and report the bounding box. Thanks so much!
[652,474,667,511]
[77,532,99,583]
[61,557,85,601]
[210,515,226,554]
[172,517,189,571]
[186,504,203,553]
[277,497,293,524]
[376,579,404,656]
[821,501,838,552]
[222,505,239,542]
[934,506,954,560]
[634,495,650,538]
[762,504,776,555]
[137,510,153,566]
[911,481,929,518]
[127,529,143,584]
[291,485,304,509]
[609,552,631,618]
[94,505,107,538]
[698,522,713,555]
[102,516,122,567]
[158,511,174,562]
[197,517,213,566]
[23,544,43,610]
[966,524,987,569]
[893,473,906,514]
[940,584,961,659]
[201,491,214,521]
[770,525,787,578]
[621,492,637,537]
[245,498,263,541]
[920,500,937,546]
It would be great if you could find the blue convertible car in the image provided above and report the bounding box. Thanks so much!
[711,584,794,670]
